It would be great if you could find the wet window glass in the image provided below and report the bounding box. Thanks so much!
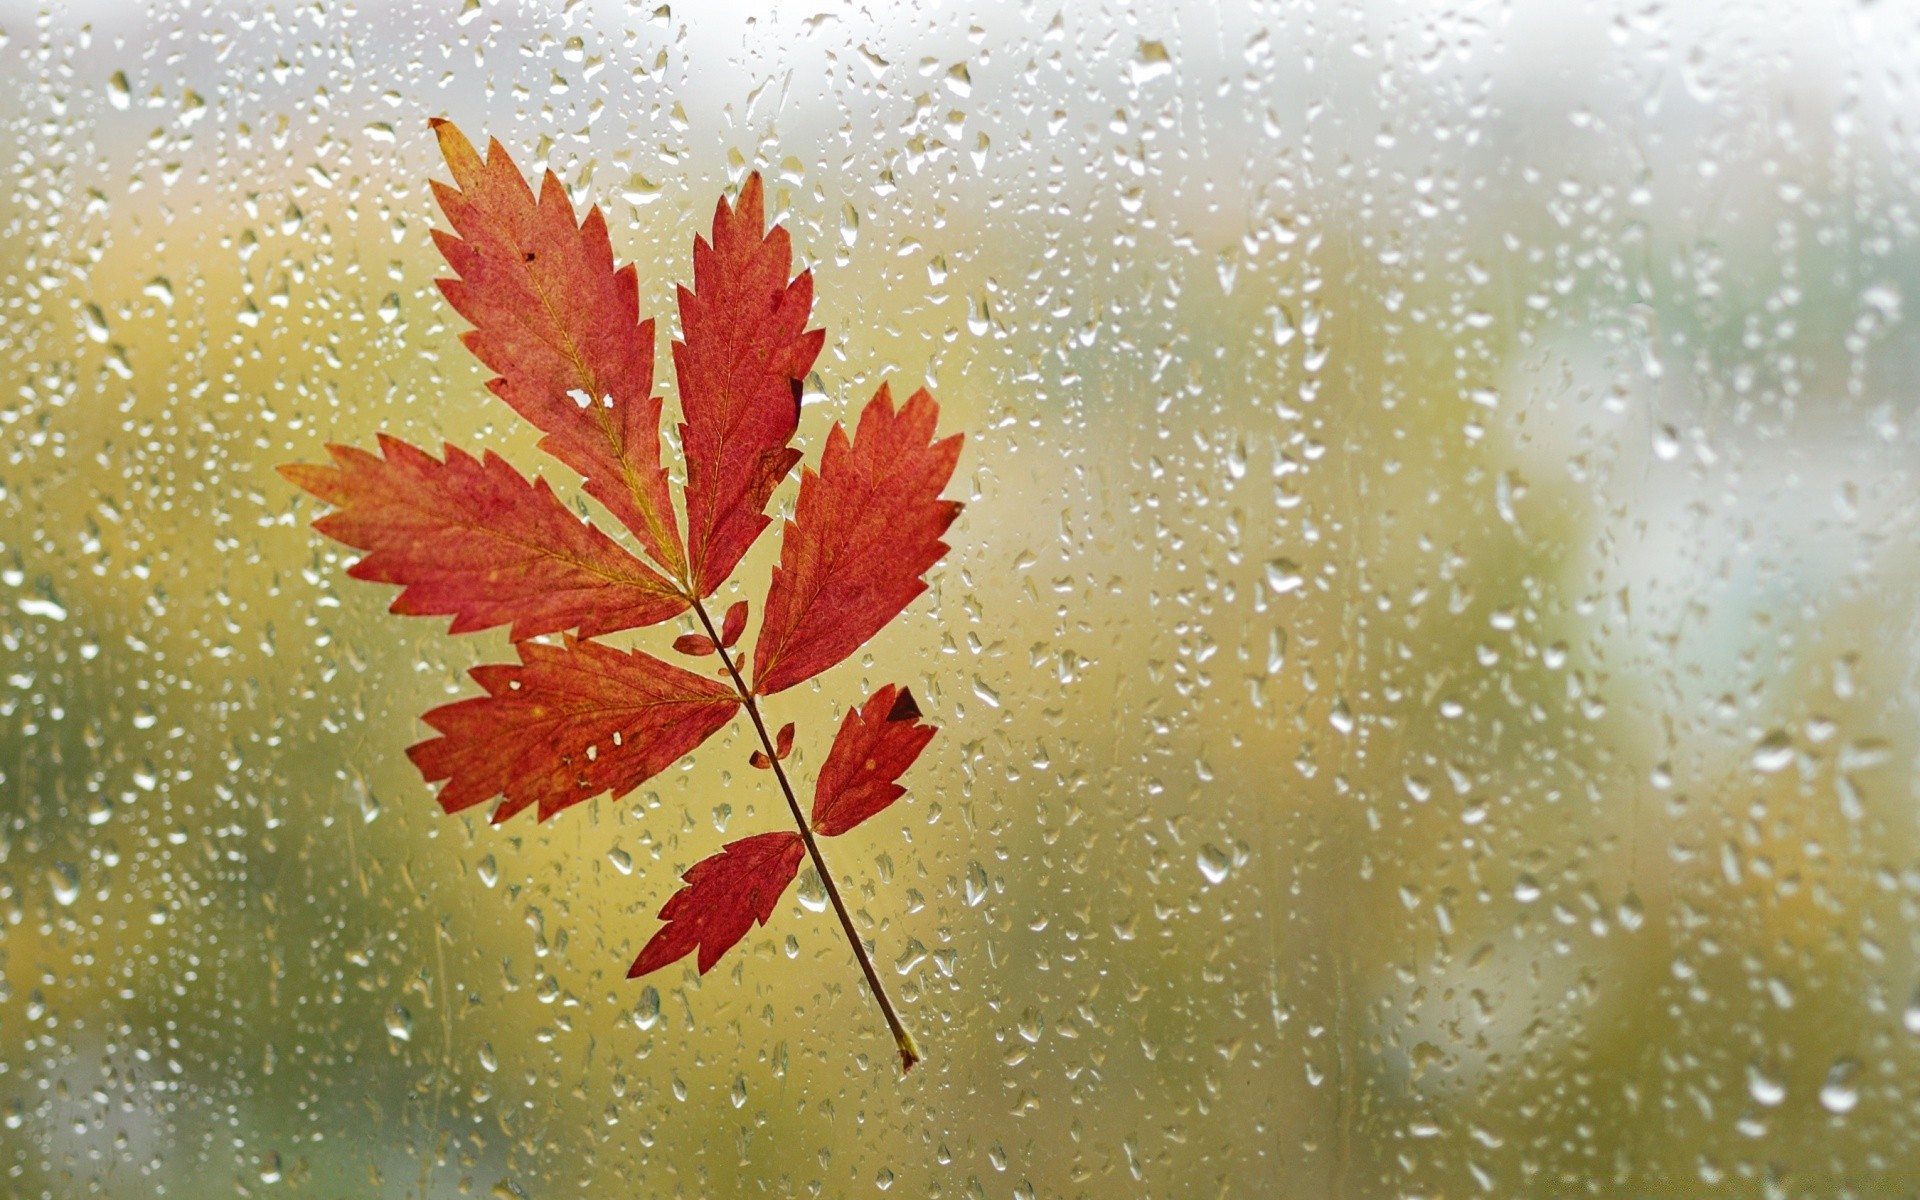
[4,2,1917,1195]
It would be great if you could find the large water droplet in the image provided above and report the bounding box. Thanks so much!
[1266,559,1304,594]
[1131,40,1174,84]
[1819,1058,1860,1114]
[964,862,989,907]
[633,987,660,1031]
[49,863,80,907]
[1616,889,1645,931]
[796,868,828,912]
[1751,730,1795,774]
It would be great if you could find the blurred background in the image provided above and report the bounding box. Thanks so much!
[4,0,1920,1195]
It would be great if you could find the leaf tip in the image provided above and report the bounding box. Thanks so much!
[626,934,670,980]
[886,687,922,723]
[737,170,765,222]
[430,118,481,179]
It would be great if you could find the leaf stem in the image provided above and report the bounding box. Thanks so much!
[689,597,922,1074]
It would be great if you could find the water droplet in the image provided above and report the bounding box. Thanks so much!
[894,938,927,975]
[1131,40,1174,83]
[964,862,989,907]
[1513,874,1541,904]
[796,868,828,912]
[385,1004,412,1042]
[1616,889,1645,931]
[49,863,80,907]
[1197,845,1231,885]
[621,172,661,206]
[633,987,660,1031]
[478,1042,497,1072]
[1017,1008,1045,1043]
[1819,1058,1860,1114]
[1751,730,1794,774]
[1747,1063,1785,1107]
[476,855,497,888]
[1861,282,1902,321]
[1270,304,1297,347]
[107,70,131,109]
[1652,424,1681,460]
[1265,559,1304,594]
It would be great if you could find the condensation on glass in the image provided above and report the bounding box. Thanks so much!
[3,1,1918,1195]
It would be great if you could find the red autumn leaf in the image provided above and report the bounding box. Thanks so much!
[628,831,805,977]
[811,685,937,837]
[278,436,685,640]
[753,384,963,695]
[719,600,748,648]
[749,750,772,770]
[407,637,737,824]
[428,120,685,574]
[672,633,717,656]
[673,173,824,596]
[285,123,964,1071]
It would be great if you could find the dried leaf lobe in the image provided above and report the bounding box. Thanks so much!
[429,120,685,574]
[812,685,937,837]
[279,435,685,640]
[408,637,737,824]
[753,384,962,695]
[673,172,824,596]
[629,831,805,976]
